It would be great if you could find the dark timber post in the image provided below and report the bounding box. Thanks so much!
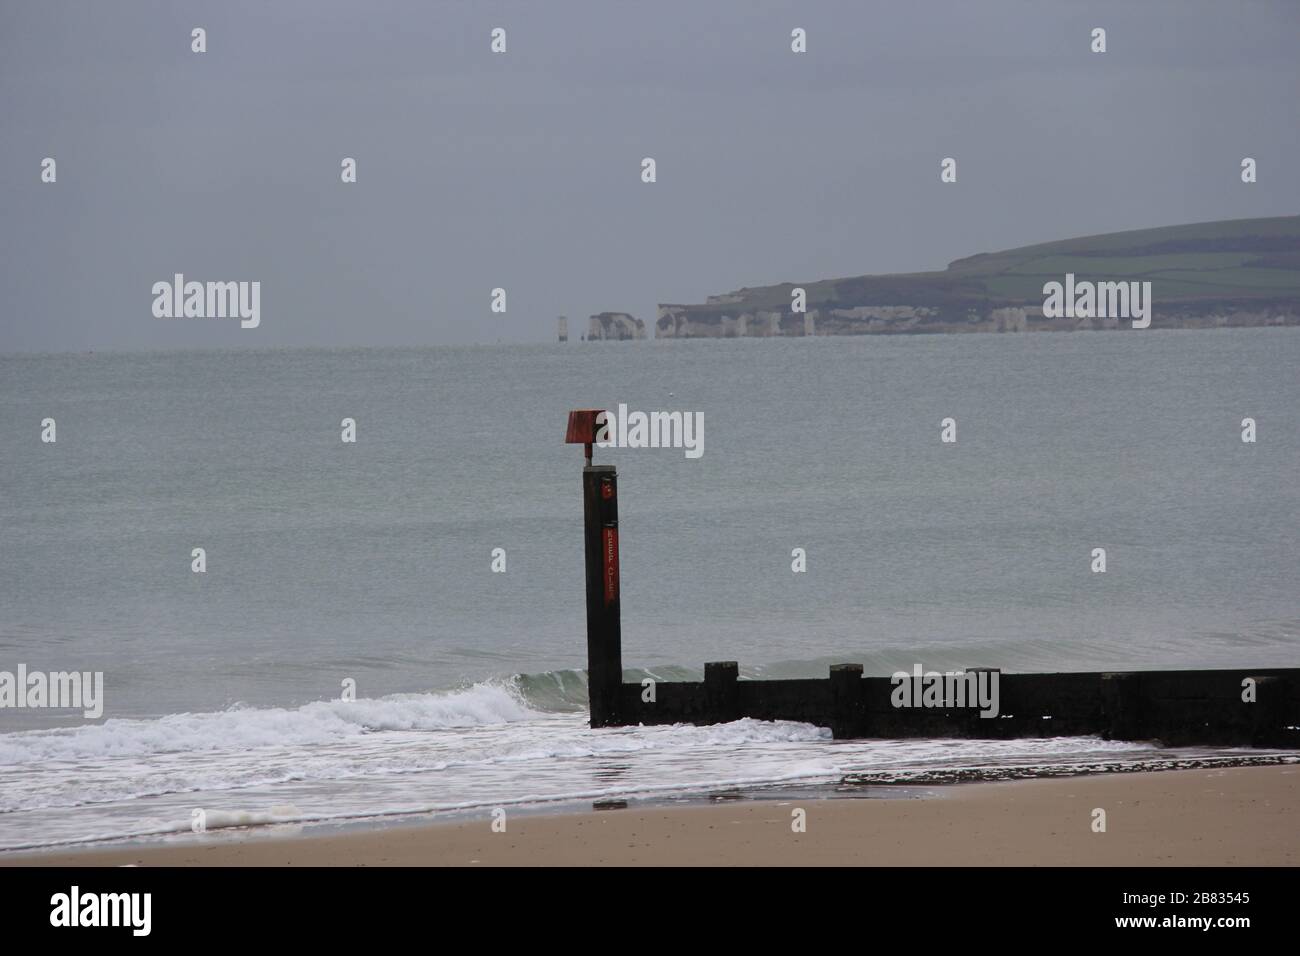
[829,663,865,739]
[1247,675,1289,747]
[704,661,740,722]
[567,410,623,727]
[1101,672,1142,741]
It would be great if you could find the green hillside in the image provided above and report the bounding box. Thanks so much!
[945,215,1300,303]
[716,215,1300,309]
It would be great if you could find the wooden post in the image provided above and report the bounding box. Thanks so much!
[1247,675,1289,746]
[583,464,622,727]
[964,666,1000,734]
[829,663,865,739]
[1100,672,1142,741]
[704,661,739,723]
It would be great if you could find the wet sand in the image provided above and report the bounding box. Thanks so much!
[6,765,1296,866]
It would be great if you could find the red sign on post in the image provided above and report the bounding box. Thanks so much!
[602,528,618,605]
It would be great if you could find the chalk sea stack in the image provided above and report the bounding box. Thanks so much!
[588,312,645,340]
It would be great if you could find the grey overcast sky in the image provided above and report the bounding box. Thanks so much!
[1,0,1297,352]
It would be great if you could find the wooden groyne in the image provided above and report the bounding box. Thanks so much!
[612,663,1300,747]
[564,410,1299,748]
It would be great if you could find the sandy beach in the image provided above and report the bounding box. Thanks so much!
[7,766,1295,867]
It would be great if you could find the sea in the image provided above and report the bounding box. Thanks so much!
[1,328,1297,851]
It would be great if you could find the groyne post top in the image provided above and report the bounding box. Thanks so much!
[569,409,622,727]
[566,408,603,466]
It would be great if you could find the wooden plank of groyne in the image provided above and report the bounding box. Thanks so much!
[605,668,1300,746]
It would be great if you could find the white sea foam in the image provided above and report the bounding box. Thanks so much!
[0,682,1257,854]
[0,681,537,765]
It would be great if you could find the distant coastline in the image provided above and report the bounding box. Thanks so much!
[652,215,1300,338]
